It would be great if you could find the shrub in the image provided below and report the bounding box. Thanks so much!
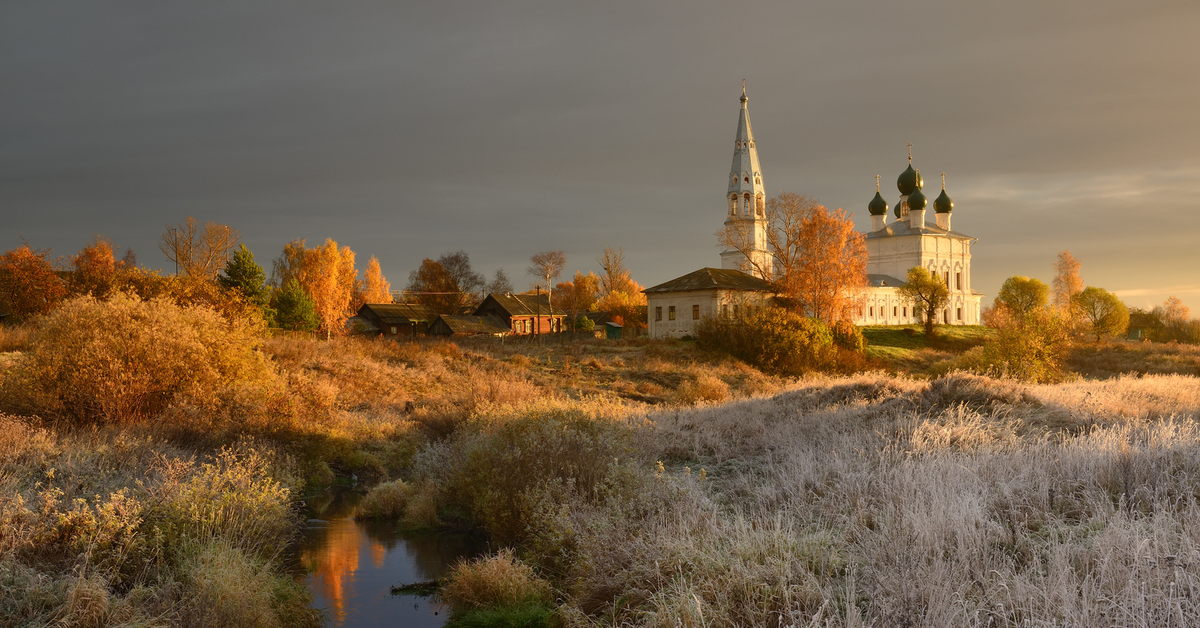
[2,294,271,424]
[420,408,638,545]
[356,479,412,519]
[696,308,835,375]
[441,549,552,614]
[964,308,1072,383]
[673,374,730,405]
[830,319,866,353]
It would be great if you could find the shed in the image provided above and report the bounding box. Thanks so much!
[427,314,512,337]
[604,321,623,340]
[358,303,437,337]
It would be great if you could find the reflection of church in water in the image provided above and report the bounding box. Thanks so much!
[646,86,983,339]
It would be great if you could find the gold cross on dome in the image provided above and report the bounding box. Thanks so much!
[907,143,913,163]
[942,172,946,189]
[875,174,880,192]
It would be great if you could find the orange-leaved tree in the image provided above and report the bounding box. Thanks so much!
[362,256,392,304]
[69,236,117,298]
[0,244,67,320]
[307,239,359,339]
[1052,250,1084,330]
[719,192,867,323]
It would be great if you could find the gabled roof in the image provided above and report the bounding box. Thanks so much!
[477,293,566,317]
[644,267,774,294]
[359,303,436,324]
[867,219,974,240]
[866,274,907,288]
[434,315,511,335]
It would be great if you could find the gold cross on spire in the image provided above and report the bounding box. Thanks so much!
[875,174,880,192]
[907,143,913,163]
[742,79,746,95]
[941,172,946,189]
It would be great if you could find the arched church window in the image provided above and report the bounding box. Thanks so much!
[755,195,764,217]
[743,193,751,213]
[729,196,737,215]
[744,175,749,183]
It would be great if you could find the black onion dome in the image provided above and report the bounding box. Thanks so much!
[934,188,954,213]
[869,191,889,216]
[897,164,923,195]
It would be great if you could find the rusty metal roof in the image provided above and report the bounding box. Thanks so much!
[359,303,437,324]
[476,293,566,317]
[643,267,774,293]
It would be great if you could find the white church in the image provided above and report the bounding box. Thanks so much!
[645,86,984,339]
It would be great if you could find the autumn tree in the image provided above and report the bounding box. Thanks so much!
[218,244,271,308]
[899,266,950,338]
[995,276,1049,323]
[271,238,316,288]
[1073,287,1129,342]
[160,217,240,279]
[117,248,137,270]
[1158,296,1191,342]
[69,236,117,298]
[528,250,567,313]
[405,251,485,314]
[306,239,359,339]
[486,268,513,295]
[596,247,647,329]
[362,256,393,304]
[598,247,638,297]
[556,270,602,329]
[0,244,66,320]
[719,192,867,323]
[1052,251,1083,329]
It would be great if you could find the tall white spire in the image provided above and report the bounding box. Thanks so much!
[720,82,773,278]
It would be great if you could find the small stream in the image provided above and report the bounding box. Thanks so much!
[296,490,484,627]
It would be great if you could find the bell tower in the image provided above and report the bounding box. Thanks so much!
[720,82,774,279]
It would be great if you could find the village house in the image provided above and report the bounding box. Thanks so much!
[356,303,437,337]
[427,314,511,337]
[475,293,566,335]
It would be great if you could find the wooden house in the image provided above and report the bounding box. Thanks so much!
[427,314,512,337]
[475,293,566,335]
[357,303,437,337]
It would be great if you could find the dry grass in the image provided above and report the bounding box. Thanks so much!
[441,549,552,611]
[533,372,1200,627]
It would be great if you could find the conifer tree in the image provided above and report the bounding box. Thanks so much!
[272,278,319,331]
[218,244,271,307]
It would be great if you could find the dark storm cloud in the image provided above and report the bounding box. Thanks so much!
[2,1,1199,307]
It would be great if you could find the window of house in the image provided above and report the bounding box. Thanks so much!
[943,309,949,323]
[944,271,950,287]
[956,272,962,290]
[893,306,898,317]
[693,304,700,320]
[733,304,739,318]
[655,306,662,322]
[869,306,874,317]
[668,306,676,320]
[903,307,908,317]
[957,307,962,321]
[390,326,397,334]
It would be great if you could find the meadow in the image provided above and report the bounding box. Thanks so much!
[3,302,1200,627]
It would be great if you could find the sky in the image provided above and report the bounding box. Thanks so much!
[3,1,1199,309]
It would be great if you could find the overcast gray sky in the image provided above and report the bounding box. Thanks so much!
[3,1,1199,308]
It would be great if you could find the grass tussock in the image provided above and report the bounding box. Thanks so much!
[441,549,554,627]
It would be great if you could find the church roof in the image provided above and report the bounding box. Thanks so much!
[867,219,975,240]
[866,274,907,288]
[644,267,774,294]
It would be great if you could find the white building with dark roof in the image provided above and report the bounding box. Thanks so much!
[645,87,984,338]
[856,149,984,326]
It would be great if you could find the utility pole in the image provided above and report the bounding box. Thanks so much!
[536,286,542,346]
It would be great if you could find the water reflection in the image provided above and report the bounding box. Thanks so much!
[297,491,483,627]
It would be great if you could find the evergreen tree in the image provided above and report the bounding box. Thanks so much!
[272,278,319,331]
[218,243,270,307]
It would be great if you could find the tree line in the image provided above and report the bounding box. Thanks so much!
[0,218,650,336]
